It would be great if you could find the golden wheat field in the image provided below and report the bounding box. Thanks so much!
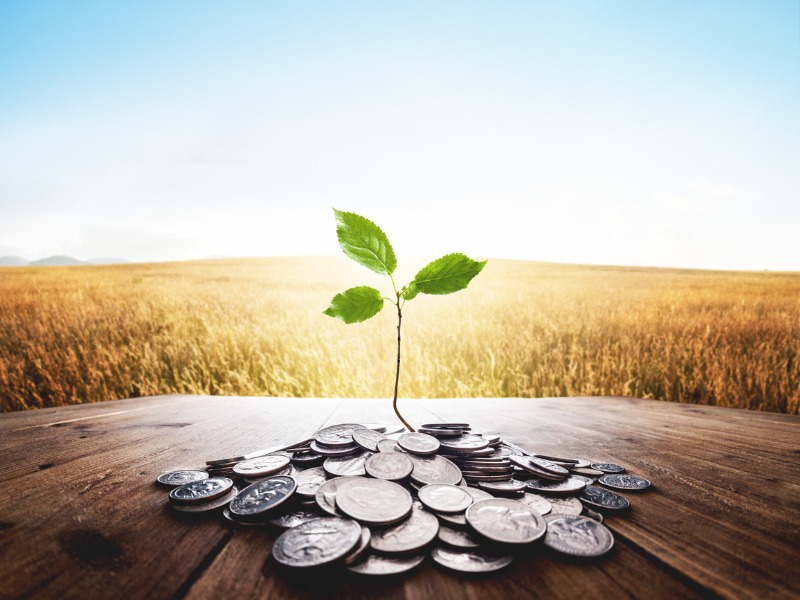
[1,257,798,414]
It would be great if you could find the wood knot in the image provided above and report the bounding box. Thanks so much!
[58,528,127,569]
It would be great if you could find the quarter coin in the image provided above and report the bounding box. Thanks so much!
[407,454,462,486]
[430,546,513,573]
[466,498,546,544]
[591,463,625,473]
[157,470,209,487]
[525,476,587,496]
[580,485,631,511]
[370,507,439,554]
[353,428,385,452]
[543,514,615,558]
[347,552,425,576]
[364,452,414,481]
[598,473,652,491]
[335,478,413,526]
[343,526,372,565]
[437,524,480,549]
[229,476,296,518]
[546,496,584,515]
[272,517,362,568]
[315,423,366,447]
[518,493,552,516]
[398,432,441,455]
[169,477,234,504]
[171,486,237,513]
[439,434,490,453]
[418,484,473,513]
[323,452,371,477]
[314,476,360,516]
[376,439,403,453]
[478,479,527,495]
[233,454,291,477]
[267,509,322,529]
[292,466,328,498]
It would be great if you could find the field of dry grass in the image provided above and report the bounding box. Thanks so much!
[1,257,798,414]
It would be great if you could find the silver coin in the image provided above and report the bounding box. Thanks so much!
[364,452,414,481]
[171,486,237,513]
[478,479,527,495]
[352,428,385,452]
[407,454,462,486]
[581,506,604,523]
[508,456,567,480]
[463,487,494,502]
[370,506,440,553]
[591,463,625,473]
[525,476,587,496]
[397,432,441,455]
[291,451,324,466]
[528,457,570,476]
[571,466,604,476]
[545,496,584,515]
[323,452,371,477]
[335,478,413,525]
[418,484,473,514]
[229,476,296,518]
[221,506,269,526]
[437,524,480,549]
[543,514,615,558]
[533,453,580,464]
[309,440,360,457]
[430,546,513,573]
[272,517,362,568]
[268,509,322,529]
[439,434,490,453]
[315,423,366,447]
[466,498,546,544]
[482,434,501,445]
[418,427,464,438]
[315,476,360,516]
[570,459,591,469]
[343,526,372,565]
[376,439,404,453]
[233,454,291,477]
[518,493,552,516]
[347,552,425,576]
[292,466,328,498]
[435,511,467,528]
[420,423,470,430]
[157,470,209,487]
[580,485,631,511]
[169,477,234,504]
[599,473,652,491]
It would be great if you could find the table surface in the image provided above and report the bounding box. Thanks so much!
[0,395,798,600]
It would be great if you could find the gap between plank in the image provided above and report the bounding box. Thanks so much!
[171,530,234,600]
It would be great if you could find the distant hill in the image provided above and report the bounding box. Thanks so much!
[29,255,87,267]
[0,256,29,266]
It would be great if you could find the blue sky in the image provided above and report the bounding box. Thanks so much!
[1,1,798,269]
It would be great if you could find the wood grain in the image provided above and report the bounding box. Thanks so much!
[0,396,797,600]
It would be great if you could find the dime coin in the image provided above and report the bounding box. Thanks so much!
[272,517,362,568]
[268,509,322,529]
[233,454,291,477]
[157,470,209,487]
[437,524,480,549]
[466,498,546,544]
[353,428,385,452]
[525,476,587,496]
[580,485,631,511]
[364,452,414,481]
[543,514,614,558]
[315,423,366,447]
[418,484,473,513]
[229,476,296,518]
[347,552,426,576]
[292,466,328,498]
[598,473,652,491]
[315,476,360,516]
[397,432,441,455]
[169,477,234,504]
[478,479,527,495]
[430,546,513,573]
[376,439,403,453]
[407,454,462,486]
[546,496,584,515]
[370,507,440,554]
[171,487,237,513]
[343,526,372,565]
[518,493,552,516]
[323,452,371,477]
[591,463,625,473]
[335,478,413,526]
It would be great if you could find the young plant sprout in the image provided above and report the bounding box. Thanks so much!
[323,209,486,431]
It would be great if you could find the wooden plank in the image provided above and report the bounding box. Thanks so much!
[1,396,797,600]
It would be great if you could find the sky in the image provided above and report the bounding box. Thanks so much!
[1,1,798,270]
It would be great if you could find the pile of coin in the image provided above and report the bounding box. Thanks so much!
[157,422,652,576]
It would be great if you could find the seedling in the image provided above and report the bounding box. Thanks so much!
[323,209,486,431]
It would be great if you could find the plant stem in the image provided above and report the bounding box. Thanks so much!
[393,294,415,432]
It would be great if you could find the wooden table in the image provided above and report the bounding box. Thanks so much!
[1,395,797,600]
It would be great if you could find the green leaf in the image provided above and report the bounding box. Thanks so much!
[412,253,487,295]
[400,282,419,301]
[323,286,385,324]
[333,208,397,275]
